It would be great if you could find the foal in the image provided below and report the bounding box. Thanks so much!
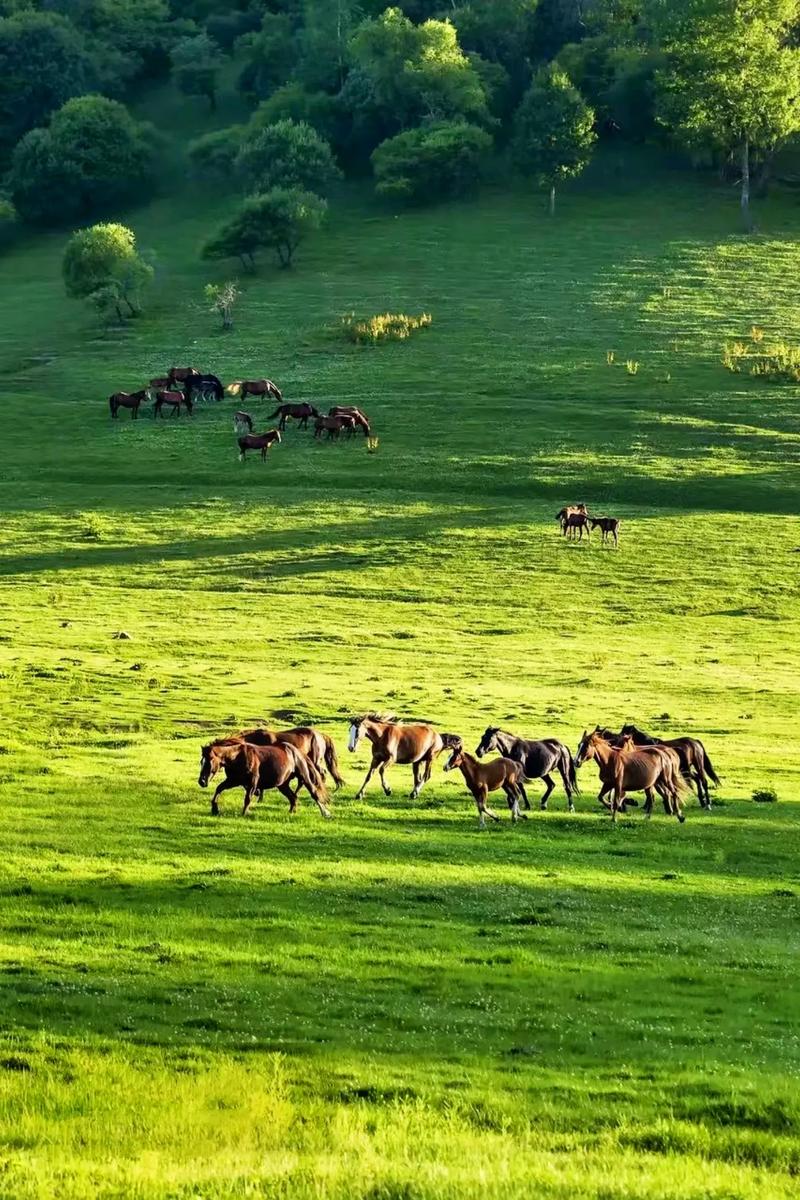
[589,516,620,546]
[444,741,527,828]
[564,512,590,540]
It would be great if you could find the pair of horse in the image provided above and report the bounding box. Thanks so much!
[199,723,344,817]
[108,385,196,419]
[576,728,687,822]
[347,716,578,822]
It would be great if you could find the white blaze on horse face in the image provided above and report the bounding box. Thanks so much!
[347,723,360,752]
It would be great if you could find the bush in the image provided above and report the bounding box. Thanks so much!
[63,222,153,322]
[342,312,432,344]
[187,126,244,181]
[10,95,157,226]
[752,787,778,803]
[371,121,492,202]
[236,118,341,196]
[202,188,327,269]
[247,84,342,147]
[722,332,800,382]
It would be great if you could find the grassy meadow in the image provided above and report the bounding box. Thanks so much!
[0,86,799,1196]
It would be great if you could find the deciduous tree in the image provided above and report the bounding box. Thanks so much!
[512,66,596,214]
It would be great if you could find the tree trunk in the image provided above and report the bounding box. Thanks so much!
[741,137,752,232]
[549,184,556,216]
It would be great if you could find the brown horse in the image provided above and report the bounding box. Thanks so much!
[232,380,283,402]
[154,389,192,418]
[239,726,345,790]
[620,724,719,808]
[314,415,348,440]
[444,740,528,828]
[167,367,200,386]
[329,406,371,435]
[576,729,685,822]
[564,512,591,540]
[347,715,452,800]
[233,411,253,434]
[238,429,281,461]
[198,739,331,818]
[149,376,171,390]
[268,402,319,430]
[556,504,587,534]
[590,516,620,546]
[109,390,148,419]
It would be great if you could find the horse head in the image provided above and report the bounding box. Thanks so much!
[443,740,464,771]
[347,717,366,752]
[475,727,500,758]
[575,728,600,766]
[198,743,219,787]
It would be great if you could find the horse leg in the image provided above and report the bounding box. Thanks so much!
[518,780,530,810]
[502,784,520,822]
[540,773,555,810]
[475,786,499,829]
[355,756,381,801]
[378,758,393,796]
[210,778,238,816]
[278,783,298,814]
[410,760,422,799]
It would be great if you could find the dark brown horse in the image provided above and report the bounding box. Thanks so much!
[475,727,579,811]
[198,739,331,818]
[167,367,200,386]
[576,729,686,823]
[186,373,224,402]
[314,415,348,440]
[564,512,590,540]
[556,504,587,534]
[329,406,371,435]
[238,429,281,461]
[620,724,719,808]
[444,740,527,828]
[154,389,192,418]
[232,380,283,402]
[590,516,620,546]
[269,402,319,430]
[348,715,453,801]
[238,726,345,790]
[109,390,148,419]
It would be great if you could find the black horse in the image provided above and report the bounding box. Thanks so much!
[186,373,224,402]
[619,724,719,808]
[475,727,579,811]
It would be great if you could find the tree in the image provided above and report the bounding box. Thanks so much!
[371,120,493,202]
[0,12,96,151]
[348,7,490,133]
[653,0,800,230]
[236,119,341,196]
[202,188,327,269]
[187,126,245,181]
[205,281,239,330]
[512,66,596,214]
[171,33,222,111]
[249,83,342,147]
[237,13,298,104]
[62,222,153,322]
[10,95,158,225]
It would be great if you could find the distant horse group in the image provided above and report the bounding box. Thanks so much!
[556,504,620,545]
[198,714,719,830]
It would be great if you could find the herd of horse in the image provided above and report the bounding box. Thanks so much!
[198,715,720,828]
[107,364,372,463]
[556,504,621,545]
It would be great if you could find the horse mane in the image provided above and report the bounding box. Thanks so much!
[350,711,399,724]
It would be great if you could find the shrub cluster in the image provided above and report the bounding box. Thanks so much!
[342,311,432,344]
[722,332,800,383]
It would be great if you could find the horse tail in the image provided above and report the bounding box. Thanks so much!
[563,745,580,795]
[323,735,345,790]
[701,745,721,787]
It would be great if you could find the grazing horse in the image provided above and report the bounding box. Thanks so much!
[564,512,591,540]
[347,714,453,800]
[154,389,192,418]
[475,727,579,811]
[238,429,281,461]
[329,406,371,436]
[269,402,319,430]
[556,504,587,534]
[575,728,685,823]
[314,415,348,440]
[109,390,148,419]
[231,380,283,402]
[167,367,200,387]
[620,724,719,808]
[198,739,331,818]
[444,740,527,828]
[234,411,253,434]
[186,373,224,402]
[238,726,345,790]
[590,516,620,546]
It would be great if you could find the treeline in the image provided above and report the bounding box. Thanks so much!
[2,1,799,240]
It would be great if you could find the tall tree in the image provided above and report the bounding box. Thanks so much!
[653,0,800,229]
[512,66,596,214]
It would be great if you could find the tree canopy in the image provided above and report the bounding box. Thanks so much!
[62,221,153,321]
[236,119,341,196]
[201,187,327,269]
[512,66,596,213]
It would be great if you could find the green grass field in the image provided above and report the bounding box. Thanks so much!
[0,86,799,1196]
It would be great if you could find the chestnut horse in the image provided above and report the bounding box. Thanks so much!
[314,415,349,440]
[198,739,330,818]
[620,724,719,808]
[269,402,319,430]
[238,429,281,460]
[154,389,192,418]
[239,726,345,790]
[231,380,283,402]
[109,390,148,419]
[475,727,579,811]
[444,740,527,828]
[347,715,453,800]
[576,729,685,823]
[329,406,371,435]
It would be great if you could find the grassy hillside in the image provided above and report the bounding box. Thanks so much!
[0,93,798,1196]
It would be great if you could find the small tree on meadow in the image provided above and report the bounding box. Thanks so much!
[171,33,222,112]
[205,281,239,330]
[236,118,341,195]
[371,120,493,202]
[63,223,153,322]
[202,188,327,269]
[512,66,596,215]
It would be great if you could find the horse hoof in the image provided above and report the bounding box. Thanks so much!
[568,805,575,813]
